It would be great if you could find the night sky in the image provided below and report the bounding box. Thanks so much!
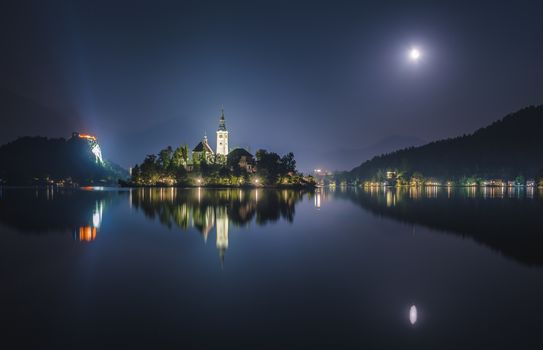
[1,0,542,172]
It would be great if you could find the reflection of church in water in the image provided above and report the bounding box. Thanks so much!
[192,202,229,265]
[0,187,307,267]
[129,188,305,266]
[69,190,232,263]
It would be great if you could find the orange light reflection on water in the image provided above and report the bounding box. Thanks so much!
[78,226,97,242]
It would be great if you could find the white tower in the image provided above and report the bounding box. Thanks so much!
[216,109,229,158]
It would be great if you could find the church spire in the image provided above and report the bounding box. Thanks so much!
[218,108,226,131]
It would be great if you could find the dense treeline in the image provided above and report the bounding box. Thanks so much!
[130,145,190,186]
[129,145,315,187]
[0,136,127,185]
[345,105,543,185]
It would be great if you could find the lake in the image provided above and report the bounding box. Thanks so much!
[1,186,543,349]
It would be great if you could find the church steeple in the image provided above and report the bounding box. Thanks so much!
[216,108,229,160]
[218,109,227,131]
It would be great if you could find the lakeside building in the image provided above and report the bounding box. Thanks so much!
[191,135,215,165]
[481,179,505,187]
[188,109,255,171]
[386,171,397,180]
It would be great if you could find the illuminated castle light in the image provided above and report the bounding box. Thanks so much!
[72,132,104,165]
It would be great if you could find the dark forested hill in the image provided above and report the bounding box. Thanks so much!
[0,135,128,186]
[0,89,82,145]
[348,105,543,183]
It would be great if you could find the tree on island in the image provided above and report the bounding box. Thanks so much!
[255,150,299,185]
[158,146,173,170]
[171,145,189,168]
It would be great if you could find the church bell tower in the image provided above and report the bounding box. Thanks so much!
[216,109,229,161]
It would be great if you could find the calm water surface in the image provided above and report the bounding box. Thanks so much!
[1,186,543,349]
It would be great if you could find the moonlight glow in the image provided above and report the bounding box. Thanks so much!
[409,305,418,325]
[409,47,421,61]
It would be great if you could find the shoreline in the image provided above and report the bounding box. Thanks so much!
[333,184,539,189]
[119,183,317,190]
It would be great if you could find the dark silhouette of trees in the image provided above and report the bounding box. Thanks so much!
[255,149,282,183]
[171,145,189,168]
[281,152,296,173]
[158,146,173,171]
[347,105,543,183]
[0,136,127,185]
[254,149,302,185]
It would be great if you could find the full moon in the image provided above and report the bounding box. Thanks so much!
[409,305,418,325]
[409,47,421,61]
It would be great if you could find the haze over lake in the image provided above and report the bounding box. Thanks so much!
[1,187,543,349]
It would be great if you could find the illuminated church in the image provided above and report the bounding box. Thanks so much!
[191,109,229,165]
[188,109,255,174]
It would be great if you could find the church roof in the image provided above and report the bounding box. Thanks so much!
[227,148,255,166]
[228,147,253,158]
[193,140,214,153]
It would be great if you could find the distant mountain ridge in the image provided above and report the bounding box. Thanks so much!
[0,135,128,186]
[325,135,425,171]
[348,105,543,182]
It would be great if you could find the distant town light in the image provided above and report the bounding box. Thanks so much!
[314,191,321,208]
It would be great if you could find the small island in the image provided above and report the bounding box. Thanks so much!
[124,110,316,188]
